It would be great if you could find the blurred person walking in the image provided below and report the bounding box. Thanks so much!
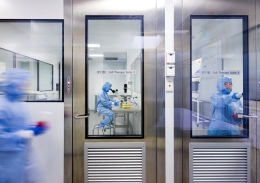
[0,68,48,183]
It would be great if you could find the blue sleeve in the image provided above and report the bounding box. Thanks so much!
[98,92,112,108]
[210,93,239,108]
[0,111,25,151]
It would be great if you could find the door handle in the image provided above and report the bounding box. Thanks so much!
[74,113,89,119]
[243,113,258,118]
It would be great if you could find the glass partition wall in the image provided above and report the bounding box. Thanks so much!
[0,20,64,101]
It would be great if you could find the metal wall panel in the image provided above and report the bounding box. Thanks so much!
[179,0,258,183]
[174,1,184,182]
[64,0,73,182]
[156,0,166,182]
[63,0,260,182]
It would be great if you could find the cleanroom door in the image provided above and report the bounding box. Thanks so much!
[190,16,250,138]
[176,0,260,181]
[73,16,145,182]
[70,0,159,182]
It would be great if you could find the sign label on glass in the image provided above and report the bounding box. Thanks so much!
[96,70,136,74]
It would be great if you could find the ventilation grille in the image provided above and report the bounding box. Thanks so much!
[189,142,250,183]
[84,142,146,183]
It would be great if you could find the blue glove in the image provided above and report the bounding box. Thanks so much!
[34,126,47,135]
[29,121,48,136]
[114,101,119,106]
[28,125,48,136]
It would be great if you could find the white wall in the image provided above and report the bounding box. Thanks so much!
[0,1,64,183]
[0,0,63,19]
[127,50,142,106]
[25,102,64,183]
[88,58,105,110]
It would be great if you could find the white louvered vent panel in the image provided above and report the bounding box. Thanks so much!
[189,143,250,183]
[84,142,146,183]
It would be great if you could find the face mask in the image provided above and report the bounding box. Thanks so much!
[221,88,232,95]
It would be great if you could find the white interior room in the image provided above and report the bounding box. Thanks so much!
[87,19,143,135]
[191,18,244,136]
[0,21,63,101]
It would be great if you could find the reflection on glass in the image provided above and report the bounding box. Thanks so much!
[0,49,13,69]
[16,54,38,91]
[86,16,143,138]
[191,16,248,138]
[0,49,13,93]
[0,20,63,101]
[131,53,142,93]
[39,62,53,91]
[207,77,243,136]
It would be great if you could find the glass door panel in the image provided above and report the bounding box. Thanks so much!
[85,16,144,138]
[190,16,248,138]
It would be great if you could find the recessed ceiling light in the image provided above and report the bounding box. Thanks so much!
[88,44,100,48]
[89,54,104,57]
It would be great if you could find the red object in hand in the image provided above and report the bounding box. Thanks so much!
[36,121,49,128]
[232,113,243,120]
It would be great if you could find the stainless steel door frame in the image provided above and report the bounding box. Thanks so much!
[64,0,73,182]
[178,1,259,183]
[63,0,164,182]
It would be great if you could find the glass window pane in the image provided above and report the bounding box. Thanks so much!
[16,54,38,91]
[86,16,144,138]
[39,61,53,91]
[0,48,13,69]
[0,48,13,93]
[0,20,63,101]
[191,16,248,138]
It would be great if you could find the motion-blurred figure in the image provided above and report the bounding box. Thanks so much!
[208,77,243,136]
[0,68,48,183]
[97,82,117,129]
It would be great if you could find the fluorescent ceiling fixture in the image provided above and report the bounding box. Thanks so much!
[102,0,154,11]
[88,44,100,48]
[89,54,104,57]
